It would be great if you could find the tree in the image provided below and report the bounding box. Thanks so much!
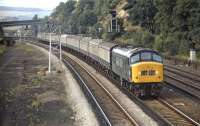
[48,0,200,57]
[51,1,76,22]
[128,0,157,33]
[154,0,176,34]
[155,0,200,55]
[79,10,97,26]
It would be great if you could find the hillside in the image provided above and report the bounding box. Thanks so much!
[49,0,200,58]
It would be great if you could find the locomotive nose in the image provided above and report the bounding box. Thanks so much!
[131,62,163,83]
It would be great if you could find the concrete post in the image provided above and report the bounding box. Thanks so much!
[48,32,52,73]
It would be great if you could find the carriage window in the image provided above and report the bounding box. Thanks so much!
[120,58,123,67]
[131,54,140,64]
[116,57,120,66]
[153,54,162,62]
[141,52,151,60]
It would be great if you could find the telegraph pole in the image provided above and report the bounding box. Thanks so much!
[59,25,62,61]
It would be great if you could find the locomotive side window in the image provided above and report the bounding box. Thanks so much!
[116,57,123,67]
[119,58,123,67]
[153,54,162,62]
[131,54,140,64]
[141,52,151,60]
[116,57,120,66]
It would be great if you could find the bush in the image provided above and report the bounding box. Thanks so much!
[154,34,165,52]
[110,0,120,9]
[102,32,121,41]
[154,33,181,56]
[178,40,189,56]
[120,30,154,48]
[165,35,180,55]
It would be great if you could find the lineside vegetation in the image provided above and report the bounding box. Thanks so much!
[45,0,200,59]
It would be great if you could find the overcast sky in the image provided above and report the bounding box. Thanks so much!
[0,0,68,10]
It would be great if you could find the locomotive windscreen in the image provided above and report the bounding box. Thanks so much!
[130,51,162,64]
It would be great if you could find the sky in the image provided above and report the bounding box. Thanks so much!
[0,0,68,10]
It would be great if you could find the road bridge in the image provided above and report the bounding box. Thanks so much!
[0,19,43,27]
[0,19,46,45]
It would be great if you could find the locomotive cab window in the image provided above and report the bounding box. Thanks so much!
[140,51,162,62]
[130,54,140,64]
[141,52,151,61]
[153,54,162,62]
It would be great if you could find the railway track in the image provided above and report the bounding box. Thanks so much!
[165,65,200,85]
[29,40,139,126]
[143,98,200,126]
[160,66,200,126]
[160,86,200,125]
[63,57,112,126]
[116,79,200,126]
[159,98,200,126]
[164,65,200,99]
[117,85,200,126]
[27,39,200,126]
[62,55,139,126]
[165,64,200,78]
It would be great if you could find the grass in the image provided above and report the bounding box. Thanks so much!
[176,53,200,62]
[30,75,43,86]
[31,99,41,109]
[176,54,189,60]
[0,45,6,55]
[16,44,34,53]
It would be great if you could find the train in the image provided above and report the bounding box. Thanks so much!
[37,33,164,97]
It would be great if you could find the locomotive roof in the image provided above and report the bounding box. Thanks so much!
[112,46,155,57]
[99,42,118,50]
